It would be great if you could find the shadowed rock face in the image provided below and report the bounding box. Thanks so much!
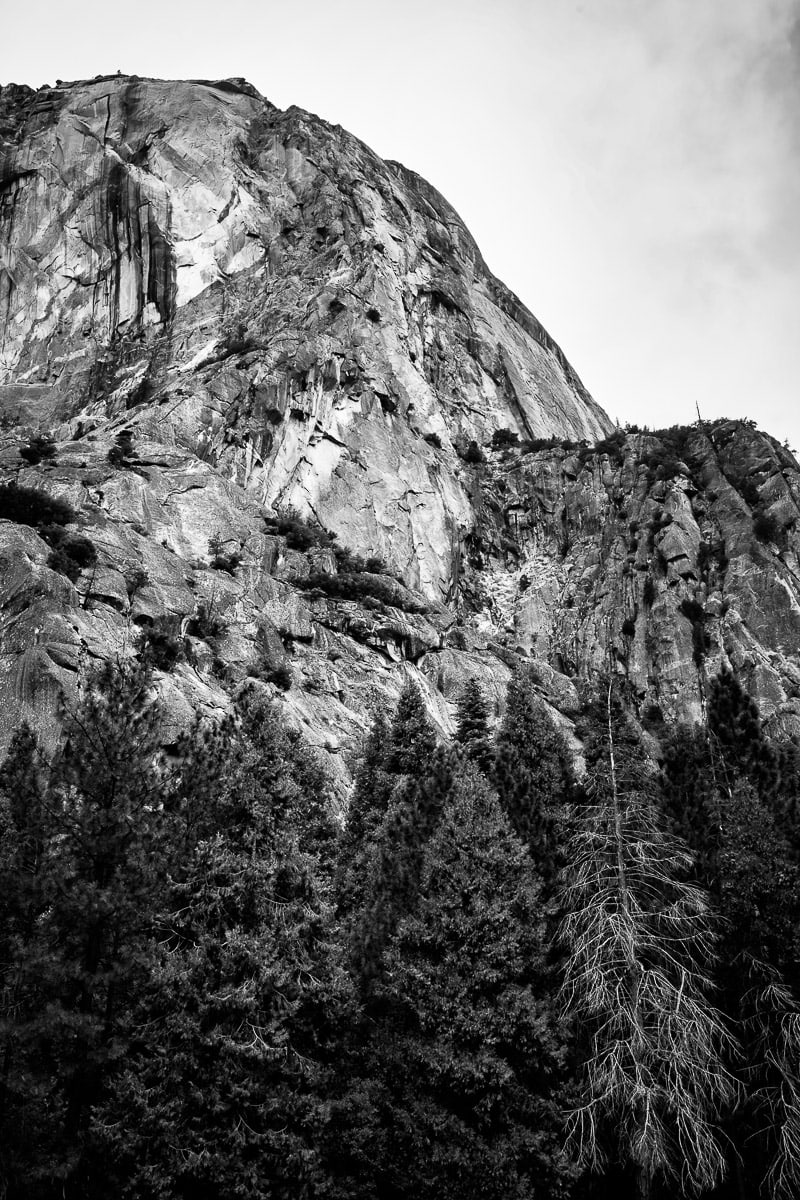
[1,75,798,783]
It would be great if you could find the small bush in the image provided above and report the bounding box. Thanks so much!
[188,603,226,643]
[265,663,293,690]
[0,483,93,579]
[45,530,97,582]
[108,429,135,467]
[20,435,57,466]
[296,570,426,614]
[423,432,443,449]
[621,616,637,638]
[739,479,760,507]
[0,483,75,528]
[460,440,485,465]
[491,428,520,450]
[579,430,626,465]
[642,703,664,727]
[139,617,185,671]
[332,546,391,577]
[208,533,242,575]
[124,566,149,598]
[333,545,363,573]
[644,451,685,484]
[265,511,333,552]
[523,436,562,453]
[753,509,782,544]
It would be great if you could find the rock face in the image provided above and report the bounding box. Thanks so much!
[1,75,799,783]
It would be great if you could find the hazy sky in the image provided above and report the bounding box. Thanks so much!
[3,0,799,447]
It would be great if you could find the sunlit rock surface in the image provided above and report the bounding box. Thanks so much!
[1,75,799,785]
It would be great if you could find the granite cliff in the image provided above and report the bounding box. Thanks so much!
[1,74,799,783]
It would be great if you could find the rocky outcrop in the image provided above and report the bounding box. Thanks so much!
[1,75,798,785]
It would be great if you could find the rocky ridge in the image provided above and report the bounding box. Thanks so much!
[1,75,799,784]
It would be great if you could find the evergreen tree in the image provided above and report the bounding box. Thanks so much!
[335,766,575,1200]
[494,667,571,884]
[0,723,51,1161]
[659,723,724,886]
[0,663,171,1199]
[383,679,438,775]
[707,667,781,805]
[454,677,493,773]
[661,707,800,1199]
[335,710,393,916]
[560,681,739,1199]
[94,693,348,1199]
[350,746,454,986]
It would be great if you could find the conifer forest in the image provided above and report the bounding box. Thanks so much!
[1,662,798,1200]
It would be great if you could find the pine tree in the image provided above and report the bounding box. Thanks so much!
[0,723,50,962]
[708,667,781,803]
[560,681,739,1199]
[659,723,725,886]
[350,746,454,986]
[93,693,347,1199]
[383,679,438,775]
[337,765,575,1200]
[454,677,493,773]
[660,689,800,1199]
[493,667,571,884]
[0,723,51,1165]
[335,710,393,916]
[0,663,172,1198]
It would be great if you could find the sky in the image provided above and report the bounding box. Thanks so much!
[3,0,799,448]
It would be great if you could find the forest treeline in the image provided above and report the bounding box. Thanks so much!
[0,663,799,1200]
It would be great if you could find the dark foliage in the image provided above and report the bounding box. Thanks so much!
[659,675,800,1198]
[578,430,626,465]
[295,570,426,613]
[107,429,135,467]
[137,615,186,671]
[453,677,493,773]
[0,483,75,528]
[334,767,576,1200]
[2,651,799,1200]
[493,668,572,887]
[187,601,226,643]
[20,435,57,466]
[460,440,485,464]
[208,532,242,574]
[753,508,782,544]
[490,427,520,449]
[263,661,293,689]
[264,510,334,551]
[0,483,95,580]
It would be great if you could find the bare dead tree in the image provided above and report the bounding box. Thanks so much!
[739,972,800,1200]
[559,679,741,1198]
